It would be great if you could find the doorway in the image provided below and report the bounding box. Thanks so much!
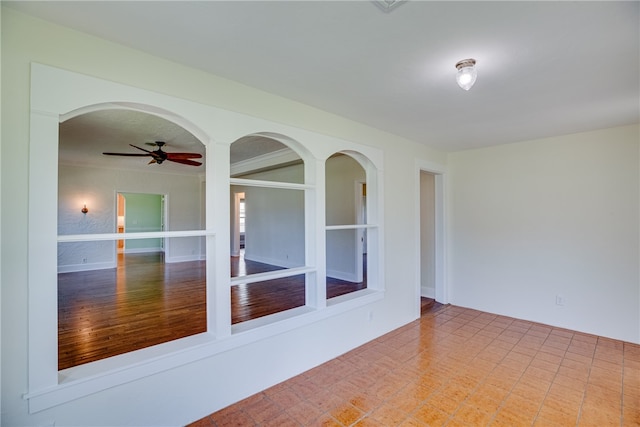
[417,163,447,313]
[231,191,246,257]
[117,193,126,252]
[419,172,436,298]
[116,192,165,255]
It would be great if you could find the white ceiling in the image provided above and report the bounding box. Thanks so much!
[59,109,207,174]
[59,109,295,175]
[7,1,639,153]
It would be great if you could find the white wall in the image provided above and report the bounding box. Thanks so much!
[325,154,365,226]
[1,8,445,426]
[449,124,639,344]
[58,164,204,270]
[3,7,639,427]
[231,162,306,268]
[3,6,638,427]
[0,5,3,422]
[326,154,366,281]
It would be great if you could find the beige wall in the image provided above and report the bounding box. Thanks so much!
[58,164,204,270]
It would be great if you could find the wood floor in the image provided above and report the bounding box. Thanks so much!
[58,252,367,370]
[58,253,207,370]
[421,296,444,315]
[231,254,367,323]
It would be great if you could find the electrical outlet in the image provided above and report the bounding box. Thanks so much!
[556,295,565,306]
[82,258,87,264]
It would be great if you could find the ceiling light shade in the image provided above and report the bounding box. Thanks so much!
[455,58,477,91]
[373,0,406,12]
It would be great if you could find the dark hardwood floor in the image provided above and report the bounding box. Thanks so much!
[231,252,368,322]
[58,252,367,370]
[420,296,444,315]
[58,253,207,370]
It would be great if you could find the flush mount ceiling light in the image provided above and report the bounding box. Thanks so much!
[373,0,407,12]
[455,58,477,91]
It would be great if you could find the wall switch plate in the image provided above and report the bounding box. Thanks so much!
[556,295,565,306]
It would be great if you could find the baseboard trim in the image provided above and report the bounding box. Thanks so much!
[421,286,435,298]
[58,261,116,273]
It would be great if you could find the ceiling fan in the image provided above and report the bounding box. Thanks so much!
[102,141,202,166]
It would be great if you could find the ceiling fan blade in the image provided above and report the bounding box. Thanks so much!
[103,143,200,167]
[103,152,152,157]
[165,152,203,160]
[167,158,202,167]
[129,144,155,154]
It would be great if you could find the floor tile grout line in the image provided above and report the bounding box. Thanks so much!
[619,339,626,427]
[572,332,599,427]
[405,307,476,426]
[432,307,536,426]
[352,306,475,426]
[482,318,550,427]
[512,329,557,427]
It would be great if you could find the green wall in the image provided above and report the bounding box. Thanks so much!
[122,193,163,251]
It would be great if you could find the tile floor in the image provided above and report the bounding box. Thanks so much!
[188,305,640,426]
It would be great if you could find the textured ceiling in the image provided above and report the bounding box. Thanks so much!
[9,1,639,155]
[60,110,206,175]
[60,110,291,175]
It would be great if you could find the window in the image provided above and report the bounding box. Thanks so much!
[239,199,246,234]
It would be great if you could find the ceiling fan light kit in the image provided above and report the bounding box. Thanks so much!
[455,58,477,91]
[102,141,202,167]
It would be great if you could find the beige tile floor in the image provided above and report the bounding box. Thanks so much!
[189,305,640,426]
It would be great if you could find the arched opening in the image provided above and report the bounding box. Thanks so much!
[229,133,315,326]
[27,64,386,410]
[57,108,208,369]
[325,150,380,301]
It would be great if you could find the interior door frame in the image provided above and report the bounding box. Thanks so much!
[231,191,244,257]
[115,191,167,258]
[415,160,448,313]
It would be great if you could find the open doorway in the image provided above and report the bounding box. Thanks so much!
[116,192,165,256]
[117,193,125,252]
[231,191,245,257]
[419,172,436,298]
[417,164,447,315]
